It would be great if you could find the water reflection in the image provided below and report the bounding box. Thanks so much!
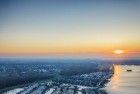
[106,65,140,94]
[110,65,123,91]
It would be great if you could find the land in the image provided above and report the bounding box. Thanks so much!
[0,58,115,94]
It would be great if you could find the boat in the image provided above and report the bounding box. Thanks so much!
[127,69,132,72]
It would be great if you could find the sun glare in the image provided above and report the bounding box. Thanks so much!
[113,50,124,54]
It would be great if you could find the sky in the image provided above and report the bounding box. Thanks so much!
[0,0,140,59]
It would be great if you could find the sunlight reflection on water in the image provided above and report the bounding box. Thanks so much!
[106,65,140,94]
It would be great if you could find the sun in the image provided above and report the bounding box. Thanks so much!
[113,50,124,54]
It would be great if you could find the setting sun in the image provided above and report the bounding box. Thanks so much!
[113,50,124,54]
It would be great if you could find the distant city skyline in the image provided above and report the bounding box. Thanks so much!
[0,0,140,59]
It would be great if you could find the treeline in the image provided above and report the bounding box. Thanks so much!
[0,72,53,90]
[60,63,112,76]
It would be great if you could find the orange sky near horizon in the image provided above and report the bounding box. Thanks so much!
[0,42,139,58]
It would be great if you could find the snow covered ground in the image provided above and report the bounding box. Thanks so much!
[45,88,55,94]
[3,88,24,94]
[2,81,108,94]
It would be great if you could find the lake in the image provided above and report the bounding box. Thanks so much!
[106,65,140,94]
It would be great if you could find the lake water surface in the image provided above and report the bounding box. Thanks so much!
[106,65,140,94]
